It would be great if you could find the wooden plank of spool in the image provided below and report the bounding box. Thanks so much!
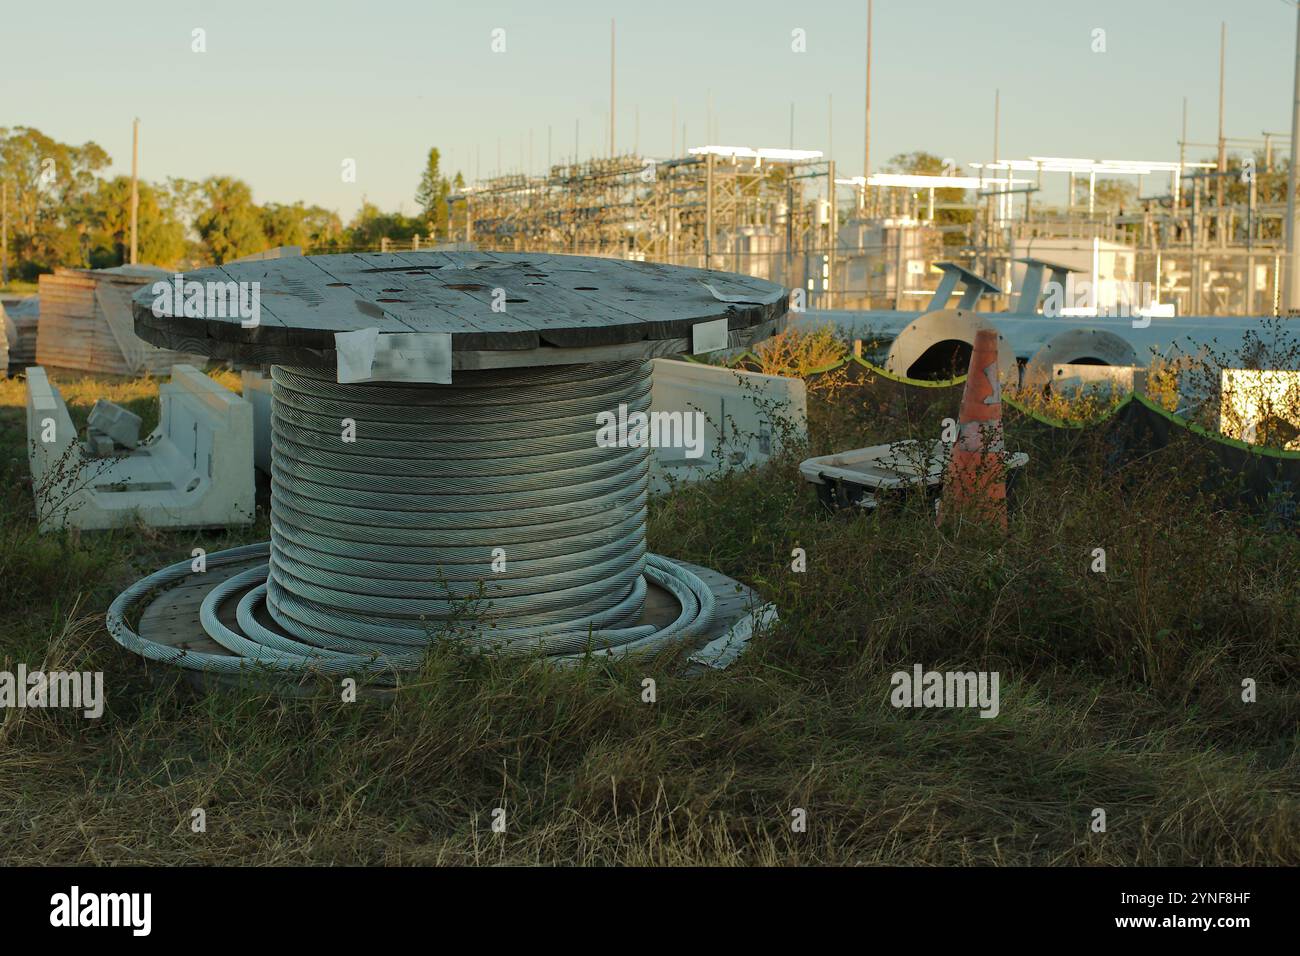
[131,251,789,366]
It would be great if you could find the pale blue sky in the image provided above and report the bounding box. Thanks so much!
[4,0,1295,217]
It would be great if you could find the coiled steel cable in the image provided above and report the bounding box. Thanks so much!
[106,361,717,682]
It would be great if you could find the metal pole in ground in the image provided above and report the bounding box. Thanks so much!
[1,181,7,286]
[130,118,139,265]
[863,0,871,211]
[828,158,836,309]
[1286,2,1300,313]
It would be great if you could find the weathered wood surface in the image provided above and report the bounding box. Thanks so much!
[138,562,246,656]
[36,267,206,376]
[132,252,789,363]
[137,314,784,371]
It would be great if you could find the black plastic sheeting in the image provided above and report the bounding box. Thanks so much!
[1003,392,1300,529]
[697,352,1300,527]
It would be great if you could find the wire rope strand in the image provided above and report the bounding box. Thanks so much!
[105,361,721,681]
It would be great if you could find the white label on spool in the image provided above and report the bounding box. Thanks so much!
[691,318,729,355]
[335,329,453,384]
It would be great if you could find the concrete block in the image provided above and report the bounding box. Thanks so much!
[240,368,273,474]
[649,358,807,494]
[26,364,255,532]
[89,435,118,458]
[1049,363,1145,396]
[87,399,143,448]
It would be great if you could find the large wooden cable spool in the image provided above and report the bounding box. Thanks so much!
[108,252,788,682]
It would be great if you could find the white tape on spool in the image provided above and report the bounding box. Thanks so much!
[334,329,453,384]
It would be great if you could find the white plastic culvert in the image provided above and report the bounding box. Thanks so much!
[1021,328,1140,393]
[883,309,1019,386]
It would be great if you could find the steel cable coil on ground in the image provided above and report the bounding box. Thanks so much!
[107,360,717,683]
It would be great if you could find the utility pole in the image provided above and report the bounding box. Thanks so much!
[993,89,1000,164]
[827,158,836,308]
[1216,23,1227,220]
[609,19,616,157]
[1247,157,1258,314]
[827,92,833,161]
[1177,97,1187,208]
[1192,176,1203,314]
[705,151,714,269]
[130,117,140,265]
[1,180,7,286]
[863,0,872,213]
[1287,1,1300,313]
[986,89,999,281]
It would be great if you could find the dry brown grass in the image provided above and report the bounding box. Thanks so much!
[0,358,1296,866]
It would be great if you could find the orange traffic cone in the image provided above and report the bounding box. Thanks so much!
[937,328,1007,530]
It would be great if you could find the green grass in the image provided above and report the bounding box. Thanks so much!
[0,365,1296,865]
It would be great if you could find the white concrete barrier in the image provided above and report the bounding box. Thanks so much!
[26,365,255,532]
[240,369,274,474]
[648,358,807,493]
[1048,363,1145,396]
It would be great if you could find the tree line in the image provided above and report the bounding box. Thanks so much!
[0,128,462,279]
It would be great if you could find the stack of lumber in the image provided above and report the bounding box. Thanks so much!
[35,266,207,376]
[1,295,41,372]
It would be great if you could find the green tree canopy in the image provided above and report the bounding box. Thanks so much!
[415,147,452,238]
[194,176,267,264]
[262,201,344,250]
[0,125,110,277]
[347,199,423,249]
[84,176,187,269]
[1091,178,1137,212]
[886,150,974,246]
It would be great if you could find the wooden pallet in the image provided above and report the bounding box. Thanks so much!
[36,267,206,375]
